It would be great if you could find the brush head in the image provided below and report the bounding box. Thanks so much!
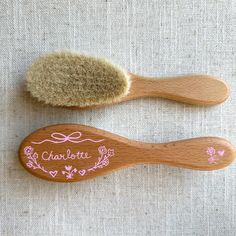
[26,52,130,107]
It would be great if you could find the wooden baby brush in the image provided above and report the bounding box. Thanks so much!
[19,124,236,182]
[26,52,229,109]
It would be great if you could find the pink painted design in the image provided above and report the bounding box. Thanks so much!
[207,147,224,164]
[32,131,104,144]
[87,145,114,172]
[24,146,34,156]
[218,150,225,157]
[78,169,86,176]
[49,170,58,178]
[24,143,115,180]
[62,165,77,179]
[25,146,48,173]
[24,146,60,178]
[206,147,216,156]
[208,156,216,164]
[65,165,72,171]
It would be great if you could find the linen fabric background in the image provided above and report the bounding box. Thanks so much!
[1,0,236,235]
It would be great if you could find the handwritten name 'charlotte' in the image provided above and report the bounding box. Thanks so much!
[42,149,91,161]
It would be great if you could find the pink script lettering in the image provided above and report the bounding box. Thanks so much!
[42,149,91,161]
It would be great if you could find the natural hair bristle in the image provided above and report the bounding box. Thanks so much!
[26,52,130,107]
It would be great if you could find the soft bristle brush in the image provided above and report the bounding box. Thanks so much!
[26,52,229,108]
[19,124,235,182]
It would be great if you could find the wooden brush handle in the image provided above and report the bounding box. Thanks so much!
[129,137,235,170]
[19,124,235,182]
[128,74,229,105]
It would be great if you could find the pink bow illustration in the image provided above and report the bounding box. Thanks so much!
[32,132,104,144]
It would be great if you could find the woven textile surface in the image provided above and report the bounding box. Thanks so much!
[0,0,236,235]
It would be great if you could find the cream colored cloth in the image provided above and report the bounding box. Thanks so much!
[0,0,236,235]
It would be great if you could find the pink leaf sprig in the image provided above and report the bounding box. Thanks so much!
[88,146,114,172]
[62,165,77,179]
[25,146,47,173]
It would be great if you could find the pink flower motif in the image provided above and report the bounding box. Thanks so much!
[65,165,72,171]
[26,162,33,168]
[62,166,77,179]
[208,156,216,164]
[108,149,114,157]
[25,151,48,173]
[32,152,38,159]
[24,146,34,156]
[87,146,115,172]
[98,146,108,155]
[207,147,215,156]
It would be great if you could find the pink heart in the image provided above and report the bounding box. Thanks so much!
[49,170,58,178]
[218,150,225,157]
[79,169,86,176]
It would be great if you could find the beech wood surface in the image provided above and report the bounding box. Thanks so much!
[18,124,236,182]
[70,74,229,109]
[127,74,229,105]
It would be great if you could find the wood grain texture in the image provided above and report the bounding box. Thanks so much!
[127,74,229,105]
[70,74,229,109]
[19,124,236,182]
